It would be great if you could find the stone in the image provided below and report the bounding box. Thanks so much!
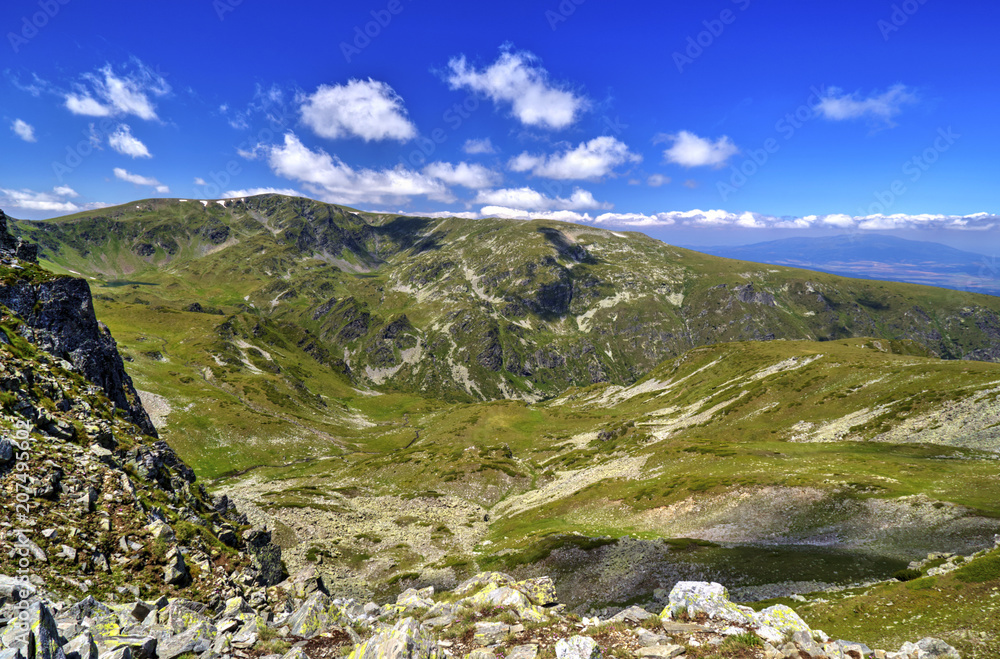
[156,623,216,659]
[0,576,35,602]
[661,582,754,627]
[163,548,189,586]
[636,646,684,659]
[506,645,538,659]
[62,632,98,659]
[634,630,670,648]
[146,520,175,544]
[221,597,252,619]
[128,602,152,624]
[555,637,600,659]
[914,638,961,658]
[455,573,517,597]
[97,636,157,659]
[396,589,434,610]
[287,593,339,638]
[835,640,872,658]
[25,602,67,659]
[514,577,558,606]
[608,606,654,624]
[0,437,14,463]
[466,651,494,659]
[102,648,130,659]
[0,649,25,659]
[280,648,310,659]
[230,625,259,649]
[347,618,443,659]
[474,622,509,646]
[755,605,810,637]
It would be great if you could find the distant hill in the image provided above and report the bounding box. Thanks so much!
[688,234,1000,297]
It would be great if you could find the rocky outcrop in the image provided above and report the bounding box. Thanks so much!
[0,209,154,436]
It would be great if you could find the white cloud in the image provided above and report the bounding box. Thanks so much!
[462,138,496,155]
[193,177,207,186]
[473,186,610,211]
[816,84,917,127]
[446,48,586,130]
[589,209,1000,231]
[0,186,81,212]
[114,167,169,193]
[299,79,416,142]
[647,174,670,187]
[11,119,36,142]
[480,207,593,222]
[108,124,151,158]
[257,132,450,205]
[662,131,739,168]
[64,60,170,121]
[222,187,302,199]
[424,162,501,189]
[509,137,641,180]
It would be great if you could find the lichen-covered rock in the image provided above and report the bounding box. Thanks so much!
[473,622,509,646]
[163,547,189,586]
[287,593,341,638]
[506,645,539,659]
[62,631,98,659]
[555,636,600,659]
[455,572,517,596]
[347,618,443,659]
[661,582,754,627]
[26,602,67,659]
[155,622,215,659]
[514,577,558,606]
[635,646,684,659]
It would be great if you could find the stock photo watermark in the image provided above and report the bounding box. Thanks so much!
[51,120,116,182]
[398,94,480,168]
[878,0,930,41]
[7,0,71,53]
[213,0,244,21]
[857,127,959,216]
[340,0,412,63]
[3,419,37,644]
[673,0,752,74]
[717,86,827,201]
[546,0,587,31]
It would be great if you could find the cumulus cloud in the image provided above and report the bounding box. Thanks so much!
[64,60,170,121]
[108,124,151,158]
[193,177,207,186]
[299,79,416,142]
[479,207,593,222]
[662,131,739,168]
[473,186,610,211]
[0,186,83,213]
[423,162,501,189]
[445,48,586,129]
[815,84,917,127]
[462,138,496,155]
[509,137,641,180]
[114,167,169,193]
[222,187,302,199]
[647,174,670,187]
[589,209,999,231]
[254,132,450,205]
[11,119,36,142]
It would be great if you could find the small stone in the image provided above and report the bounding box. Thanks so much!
[636,646,685,659]
[474,622,509,646]
[555,636,600,659]
[506,645,539,659]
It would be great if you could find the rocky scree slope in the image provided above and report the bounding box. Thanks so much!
[0,220,285,604]
[0,566,972,659]
[11,195,1000,403]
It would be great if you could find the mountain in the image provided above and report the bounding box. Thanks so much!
[2,196,1000,656]
[688,234,1000,297]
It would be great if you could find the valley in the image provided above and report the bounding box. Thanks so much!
[8,195,1000,620]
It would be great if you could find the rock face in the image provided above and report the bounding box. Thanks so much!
[0,210,155,436]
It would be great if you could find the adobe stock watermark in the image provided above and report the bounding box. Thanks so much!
[546,0,586,31]
[340,0,412,64]
[51,119,117,182]
[878,0,930,41]
[7,0,71,54]
[673,0,752,74]
[196,97,298,198]
[856,127,959,216]
[717,86,827,202]
[398,94,480,169]
[213,0,244,21]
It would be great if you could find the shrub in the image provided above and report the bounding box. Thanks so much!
[893,568,922,582]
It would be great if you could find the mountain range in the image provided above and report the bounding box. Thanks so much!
[688,234,1000,297]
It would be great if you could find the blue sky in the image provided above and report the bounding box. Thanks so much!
[2,0,999,251]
